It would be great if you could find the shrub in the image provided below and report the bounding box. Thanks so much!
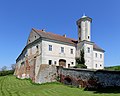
[0,70,14,76]
[73,64,87,68]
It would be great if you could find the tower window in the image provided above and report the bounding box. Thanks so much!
[95,53,97,57]
[88,47,90,53]
[70,49,73,54]
[88,36,89,39]
[71,62,74,65]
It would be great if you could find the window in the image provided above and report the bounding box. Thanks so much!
[49,45,52,51]
[68,64,70,68]
[49,60,52,65]
[100,54,102,58]
[100,64,102,67]
[61,47,64,53]
[95,53,97,57]
[21,61,24,65]
[54,61,57,64]
[88,47,90,53]
[71,62,74,65]
[35,36,36,38]
[96,64,97,68]
[88,36,89,39]
[70,49,73,54]
[36,45,38,49]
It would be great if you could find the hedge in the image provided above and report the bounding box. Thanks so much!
[0,70,14,76]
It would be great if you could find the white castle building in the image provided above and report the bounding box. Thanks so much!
[15,15,105,82]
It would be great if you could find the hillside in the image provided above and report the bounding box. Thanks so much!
[0,75,120,96]
[105,65,120,71]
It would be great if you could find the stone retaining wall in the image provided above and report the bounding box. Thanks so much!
[58,67,120,88]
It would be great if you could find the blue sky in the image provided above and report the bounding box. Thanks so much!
[0,0,120,68]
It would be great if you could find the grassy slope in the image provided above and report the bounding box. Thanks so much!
[105,65,120,71]
[0,75,120,96]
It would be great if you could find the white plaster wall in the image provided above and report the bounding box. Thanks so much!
[41,40,76,68]
[86,21,91,41]
[27,30,40,45]
[27,48,31,56]
[93,50,104,69]
[81,20,91,41]
[81,21,86,41]
[84,43,93,69]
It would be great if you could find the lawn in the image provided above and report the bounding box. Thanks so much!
[0,75,120,96]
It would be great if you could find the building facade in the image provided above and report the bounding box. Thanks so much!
[76,15,104,69]
[14,15,105,83]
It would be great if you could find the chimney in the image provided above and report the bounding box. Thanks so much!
[63,34,66,37]
[42,29,45,32]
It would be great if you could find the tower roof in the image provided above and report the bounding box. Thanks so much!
[76,15,92,25]
[81,14,87,18]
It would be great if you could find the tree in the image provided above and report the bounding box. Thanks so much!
[80,49,85,64]
[11,64,16,71]
[1,66,7,71]
[75,49,87,68]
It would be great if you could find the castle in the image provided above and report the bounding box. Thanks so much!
[14,15,105,83]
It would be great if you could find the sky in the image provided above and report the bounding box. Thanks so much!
[0,0,120,68]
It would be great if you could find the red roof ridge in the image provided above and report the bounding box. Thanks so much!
[32,28,77,41]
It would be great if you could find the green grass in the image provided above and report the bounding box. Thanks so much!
[0,75,120,96]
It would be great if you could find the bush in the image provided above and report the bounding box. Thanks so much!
[73,64,87,69]
[0,70,14,76]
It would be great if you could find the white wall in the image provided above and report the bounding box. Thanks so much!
[84,43,93,69]
[93,50,104,69]
[41,40,76,68]
[81,21,86,41]
[80,20,91,41]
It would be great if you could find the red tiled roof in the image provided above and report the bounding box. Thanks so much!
[32,28,77,45]
[32,28,104,51]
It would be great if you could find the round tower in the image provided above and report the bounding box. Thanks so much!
[76,15,92,42]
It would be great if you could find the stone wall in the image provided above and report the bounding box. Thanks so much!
[95,70,120,87]
[58,67,120,88]
[36,64,57,83]
[15,65,120,88]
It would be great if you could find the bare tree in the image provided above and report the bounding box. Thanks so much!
[11,64,16,71]
[1,66,7,71]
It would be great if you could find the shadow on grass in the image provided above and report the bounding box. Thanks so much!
[84,86,120,93]
[16,77,62,86]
